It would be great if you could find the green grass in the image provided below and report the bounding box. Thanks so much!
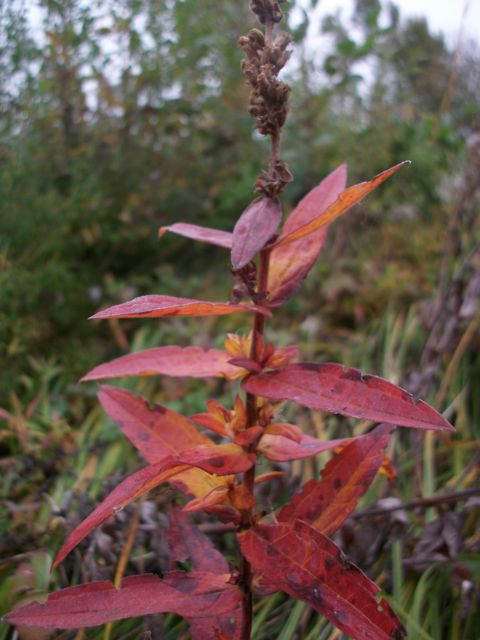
[1,294,478,640]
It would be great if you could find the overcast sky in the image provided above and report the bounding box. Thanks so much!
[308,0,480,44]
[395,0,479,42]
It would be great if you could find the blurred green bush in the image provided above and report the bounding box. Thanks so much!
[0,0,478,398]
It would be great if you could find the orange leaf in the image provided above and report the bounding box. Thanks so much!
[90,295,271,320]
[268,164,347,305]
[258,432,354,462]
[272,162,409,250]
[264,423,303,443]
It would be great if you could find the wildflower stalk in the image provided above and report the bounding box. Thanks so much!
[238,2,293,636]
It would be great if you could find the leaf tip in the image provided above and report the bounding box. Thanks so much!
[88,309,104,320]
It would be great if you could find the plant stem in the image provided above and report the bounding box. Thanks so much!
[239,5,285,635]
[240,246,271,640]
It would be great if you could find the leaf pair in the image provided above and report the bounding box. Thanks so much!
[237,426,405,639]
[6,426,395,638]
[52,441,254,570]
[160,162,408,305]
[51,386,258,570]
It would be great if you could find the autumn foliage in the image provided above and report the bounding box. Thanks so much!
[5,2,454,639]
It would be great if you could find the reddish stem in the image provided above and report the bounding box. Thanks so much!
[239,247,271,640]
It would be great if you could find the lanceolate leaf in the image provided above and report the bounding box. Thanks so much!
[98,386,209,460]
[90,295,271,320]
[258,432,355,462]
[98,386,227,498]
[231,197,282,269]
[5,572,241,629]
[273,162,409,249]
[169,507,228,573]
[243,363,454,431]
[159,222,233,248]
[268,164,347,305]
[53,444,255,569]
[277,425,393,535]
[239,520,406,640]
[82,346,243,382]
[169,508,243,640]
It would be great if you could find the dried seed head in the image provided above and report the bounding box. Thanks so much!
[240,1,293,196]
[255,161,293,197]
[249,0,286,25]
[238,28,292,137]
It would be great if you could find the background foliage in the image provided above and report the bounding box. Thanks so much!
[1,0,479,638]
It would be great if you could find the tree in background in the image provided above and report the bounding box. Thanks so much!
[0,0,478,396]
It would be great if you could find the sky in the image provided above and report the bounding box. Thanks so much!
[395,0,479,43]
[306,0,480,44]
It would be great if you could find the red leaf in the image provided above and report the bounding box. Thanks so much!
[82,346,242,382]
[258,432,354,462]
[169,506,228,573]
[277,425,393,535]
[98,386,226,498]
[231,197,282,269]
[273,162,409,249]
[169,509,243,640]
[183,486,230,513]
[52,463,187,569]
[264,422,303,443]
[5,572,241,629]
[234,426,263,447]
[238,520,405,640]
[243,363,454,431]
[90,295,271,320]
[53,444,255,569]
[159,222,233,248]
[227,357,262,373]
[179,444,256,475]
[188,615,243,640]
[268,165,347,305]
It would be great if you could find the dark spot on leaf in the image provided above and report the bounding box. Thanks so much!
[333,478,342,490]
[324,556,335,571]
[205,456,227,468]
[153,405,167,415]
[300,363,321,373]
[391,626,407,640]
[335,610,347,623]
[341,367,363,382]
[338,551,351,570]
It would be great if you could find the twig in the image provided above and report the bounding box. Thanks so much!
[352,487,480,519]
